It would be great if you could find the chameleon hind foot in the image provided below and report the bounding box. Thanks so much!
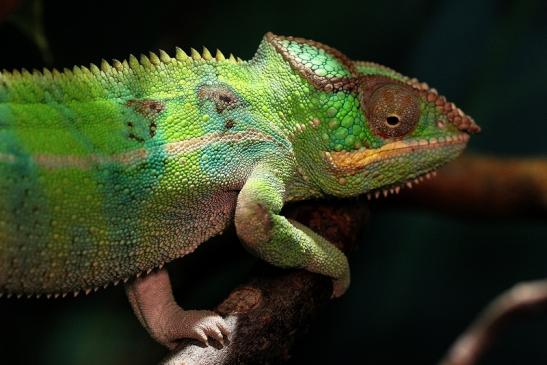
[153,307,230,348]
[126,268,229,349]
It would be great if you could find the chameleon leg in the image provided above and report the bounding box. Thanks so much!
[125,268,229,349]
[235,165,350,297]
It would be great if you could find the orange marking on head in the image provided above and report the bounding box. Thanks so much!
[324,134,469,174]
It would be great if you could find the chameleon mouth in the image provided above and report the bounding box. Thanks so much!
[366,169,437,200]
[323,133,469,174]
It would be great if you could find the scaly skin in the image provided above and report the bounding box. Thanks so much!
[0,33,479,346]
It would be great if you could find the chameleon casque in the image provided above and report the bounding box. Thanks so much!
[0,33,479,348]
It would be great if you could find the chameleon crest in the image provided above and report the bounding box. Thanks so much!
[0,33,479,346]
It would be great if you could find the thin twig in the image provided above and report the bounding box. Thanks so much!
[439,279,547,365]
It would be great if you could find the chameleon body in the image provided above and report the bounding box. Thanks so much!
[0,33,479,346]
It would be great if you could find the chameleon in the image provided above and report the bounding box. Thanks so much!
[0,32,479,348]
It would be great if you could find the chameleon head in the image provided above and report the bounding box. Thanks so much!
[265,33,480,198]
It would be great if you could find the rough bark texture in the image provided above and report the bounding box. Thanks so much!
[161,155,547,365]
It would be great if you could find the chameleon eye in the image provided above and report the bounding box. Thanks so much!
[367,84,420,139]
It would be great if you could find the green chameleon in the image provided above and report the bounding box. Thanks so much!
[0,33,479,348]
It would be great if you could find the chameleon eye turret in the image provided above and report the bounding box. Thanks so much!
[360,80,420,139]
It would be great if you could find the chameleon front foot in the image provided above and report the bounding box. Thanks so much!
[125,268,229,349]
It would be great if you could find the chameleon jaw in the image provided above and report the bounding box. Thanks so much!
[323,133,469,174]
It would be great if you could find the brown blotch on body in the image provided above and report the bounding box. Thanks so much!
[224,119,236,129]
[126,99,165,117]
[198,85,240,113]
[149,121,157,137]
[125,99,165,140]
[126,121,146,142]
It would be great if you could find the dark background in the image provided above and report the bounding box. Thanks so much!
[0,0,546,364]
